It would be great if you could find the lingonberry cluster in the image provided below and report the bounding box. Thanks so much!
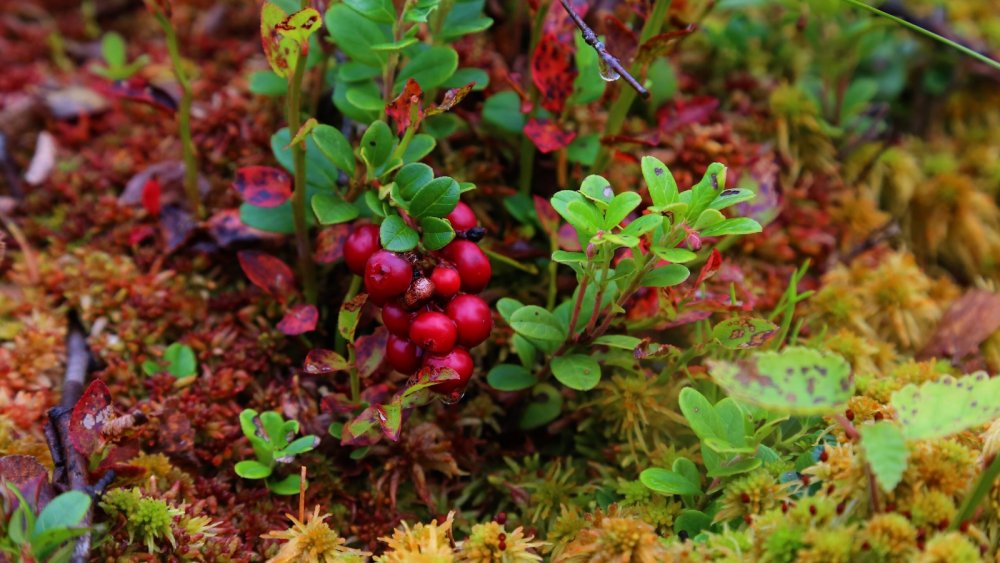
[344,202,492,396]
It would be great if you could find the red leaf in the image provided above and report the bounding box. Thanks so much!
[658,96,720,133]
[533,195,560,236]
[524,118,576,154]
[313,224,352,264]
[427,82,476,116]
[103,78,177,113]
[237,250,295,301]
[543,0,588,42]
[635,26,697,67]
[386,78,424,135]
[558,223,582,251]
[340,405,381,446]
[695,248,723,288]
[277,304,318,335]
[142,177,161,217]
[304,349,350,375]
[233,166,292,208]
[207,209,281,248]
[128,225,156,246]
[355,328,388,379]
[603,15,638,66]
[531,32,577,114]
[69,380,113,456]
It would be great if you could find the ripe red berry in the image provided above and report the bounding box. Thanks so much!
[446,295,492,347]
[430,266,461,299]
[386,335,422,375]
[424,347,474,394]
[442,240,491,294]
[409,311,457,354]
[381,300,413,337]
[446,201,477,231]
[344,224,381,276]
[364,250,412,302]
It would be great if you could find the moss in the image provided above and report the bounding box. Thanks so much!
[100,487,181,553]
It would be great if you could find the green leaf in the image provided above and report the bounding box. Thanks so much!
[604,192,642,230]
[267,473,303,495]
[674,510,712,538]
[235,460,272,479]
[345,82,386,111]
[652,247,697,263]
[403,134,436,164]
[551,251,588,265]
[707,347,854,415]
[34,491,90,535]
[592,334,642,350]
[279,435,319,457]
[700,217,763,237]
[551,354,601,391]
[409,177,459,219]
[439,0,493,40]
[579,175,614,206]
[396,46,459,92]
[566,133,600,166]
[344,0,395,23]
[239,202,296,234]
[272,129,339,188]
[371,37,419,52]
[641,156,678,208]
[621,214,662,238]
[395,163,435,200]
[891,372,1000,441]
[678,387,726,442]
[482,91,524,134]
[443,67,489,91]
[312,193,360,225]
[706,457,762,478]
[360,120,396,173]
[419,216,455,250]
[518,383,562,429]
[647,58,677,110]
[102,32,126,67]
[487,364,537,391]
[163,342,196,378]
[672,458,702,494]
[571,32,606,104]
[710,188,755,210]
[685,163,727,223]
[859,422,908,492]
[338,293,367,342]
[495,297,523,324]
[325,4,389,67]
[312,124,355,176]
[337,62,381,82]
[693,208,725,230]
[712,317,778,349]
[379,215,419,252]
[249,70,288,96]
[640,468,701,496]
[404,0,441,23]
[641,264,690,287]
[509,306,567,353]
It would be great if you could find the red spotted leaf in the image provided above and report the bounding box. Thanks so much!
[543,0,588,42]
[524,118,576,154]
[0,456,52,511]
[261,3,322,78]
[355,328,388,379]
[386,78,425,135]
[142,177,161,216]
[603,15,638,67]
[633,338,680,360]
[533,195,560,236]
[531,32,576,114]
[635,26,697,67]
[695,248,723,288]
[237,250,295,301]
[313,224,352,264]
[304,349,350,375]
[207,209,281,248]
[341,406,382,446]
[277,304,318,335]
[233,166,292,208]
[427,82,475,116]
[69,379,113,456]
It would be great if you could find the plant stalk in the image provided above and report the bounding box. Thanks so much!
[288,55,318,304]
[951,454,1000,530]
[158,14,201,219]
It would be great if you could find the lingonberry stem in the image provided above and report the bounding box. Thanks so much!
[157,13,201,219]
[287,53,318,305]
[518,2,547,195]
[951,453,1000,530]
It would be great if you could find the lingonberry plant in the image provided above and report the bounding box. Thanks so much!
[234,409,319,495]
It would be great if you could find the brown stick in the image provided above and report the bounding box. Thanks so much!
[558,0,650,99]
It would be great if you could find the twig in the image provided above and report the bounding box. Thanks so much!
[558,0,650,99]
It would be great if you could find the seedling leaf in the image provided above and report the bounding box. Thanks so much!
[891,372,1000,441]
[859,421,908,492]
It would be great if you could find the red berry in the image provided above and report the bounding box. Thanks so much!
[424,347,474,394]
[381,300,413,337]
[446,294,493,348]
[442,240,491,294]
[344,224,381,276]
[364,250,412,302]
[386,335,422,375]
[409,311,457,354]
[430,266,462,299]
[447,201,477,231]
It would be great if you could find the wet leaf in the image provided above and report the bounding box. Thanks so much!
[707,347,854,415]
[277,304,318,335]
[304,349,350,375]
[523,118,576,154]
[891,372,1000,441]
[233,166,292,208]
[712,317,778,349]
[386,78,424,135]
[69,380,113,456]
[238,251,296,301]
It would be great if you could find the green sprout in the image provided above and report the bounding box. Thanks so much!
[234,409,319,495]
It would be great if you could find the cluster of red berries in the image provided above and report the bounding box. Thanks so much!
[344,202,492,396]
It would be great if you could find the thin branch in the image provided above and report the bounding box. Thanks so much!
[558,0,650,99]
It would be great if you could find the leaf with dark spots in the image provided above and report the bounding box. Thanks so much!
[313,224,352,264]
[694,248,722,288]
[340,406,381,446]
[237,250,296,301]
[657,96,720,133]
[261,4,322,79]
[533,195,560,236]
[633,338,680,360]
[304,349,350,375]
[385,78,425,135]
[634,26,697,67]
[0,455,51,511]
[426,82,476,116]
[338,293,368,342]
[142,177,161,217]
[277,304,318,335]
[602,15,638,66]
[397,367,460,409]
[355,328,388,379]
[531,32,577,114]
[160,204,198,254]
[376,402,402,442]
[713,317,778,350]
[233,166,293,208]
[524,118,576,154]
[69,379,113,456]
[207,209,281,248]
